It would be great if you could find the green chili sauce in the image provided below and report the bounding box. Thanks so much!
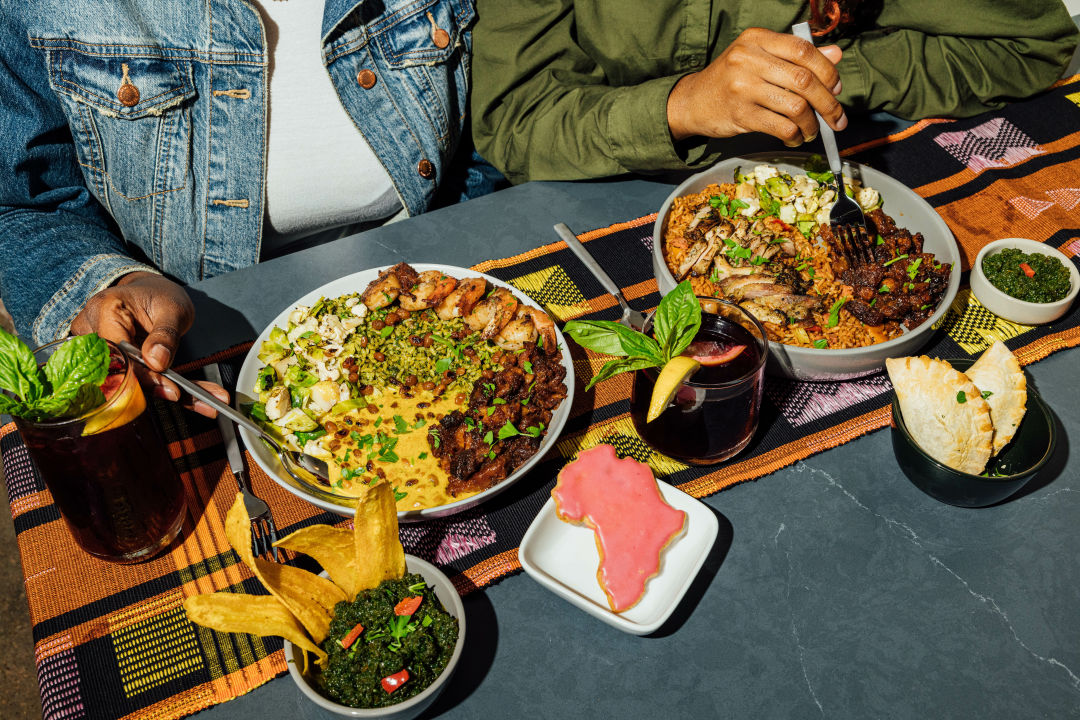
[982,248,1072,303]
[317,573,459,708]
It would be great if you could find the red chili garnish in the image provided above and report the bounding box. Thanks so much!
[394,596,423,616]
[808,325,822,333]
[339,621,365,650]
[1020,262,1035,278]
[381,669,409,693]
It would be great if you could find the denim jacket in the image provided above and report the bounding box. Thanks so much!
[0,0,475,346]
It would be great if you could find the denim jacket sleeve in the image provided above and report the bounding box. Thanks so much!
[0,18,158,346]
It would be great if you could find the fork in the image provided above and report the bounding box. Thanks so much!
[204,363,279,561]
[553,223,647,330]
[791,22,866,231]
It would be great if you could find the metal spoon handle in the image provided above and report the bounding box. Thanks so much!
[554,223,633,312]
[118,340,265,440]
[790,22,844,187]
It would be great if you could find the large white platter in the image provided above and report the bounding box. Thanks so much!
[519,481,718,635]
[235,264,575,521]
[652,152,962,381]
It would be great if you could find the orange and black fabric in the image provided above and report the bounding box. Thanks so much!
[5,78,1080,720]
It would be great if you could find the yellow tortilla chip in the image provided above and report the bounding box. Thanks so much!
[353,482,406,591]
[274,525,360,600]
[225,493,346,642]
[183,593,327,664]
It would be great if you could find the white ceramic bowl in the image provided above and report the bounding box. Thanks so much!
[652,152,961,381]
[283,556,466,719]
[969,238,1079,325]
[236,264,575,520]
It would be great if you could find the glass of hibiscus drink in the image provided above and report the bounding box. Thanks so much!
[11,337,186,563]
[629,299,768,464]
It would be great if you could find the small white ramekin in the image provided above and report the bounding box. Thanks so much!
[969,237,1079,325]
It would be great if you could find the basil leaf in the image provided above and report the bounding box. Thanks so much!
[584,356,660,391]
[0,393,30,418]
[562,320,633,357]
[654,281,701,360]
[34,383,107,421]
[0,327,44,403]
[616,331,663,364]
[43,334,110,407]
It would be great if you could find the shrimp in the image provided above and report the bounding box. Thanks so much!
[465,287,519,339]
[435,277,487,320]
[361,268,401,310]
[495,305,557,353]
[399,270,458,311]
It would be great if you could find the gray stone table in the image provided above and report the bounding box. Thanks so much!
[186,180,1079,719]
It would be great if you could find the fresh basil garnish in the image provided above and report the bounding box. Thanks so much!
[564,281,702,390]
[0,328,111,421]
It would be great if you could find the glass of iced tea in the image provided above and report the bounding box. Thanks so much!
[13,340,186,563]
[629,299,768,464]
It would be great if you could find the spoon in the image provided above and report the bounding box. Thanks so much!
[554,223,647,330]
[118,341,335,493]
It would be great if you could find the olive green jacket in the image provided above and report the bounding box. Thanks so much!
[472,0,1079,183]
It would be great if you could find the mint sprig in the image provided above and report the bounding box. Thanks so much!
[0,328,110,421]
[564,281,702,390]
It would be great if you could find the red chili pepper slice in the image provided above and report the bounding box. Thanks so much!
[1020,262,1035,278]
[381,669,409,693]
[394,596,423,616]
[808,325,821,333]
[339,621,365,650]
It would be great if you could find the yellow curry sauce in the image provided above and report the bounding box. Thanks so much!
[318,386,480,512]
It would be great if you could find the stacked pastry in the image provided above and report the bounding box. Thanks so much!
[886,341,1027,474]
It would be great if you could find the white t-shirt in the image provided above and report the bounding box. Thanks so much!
[250,0,402,256]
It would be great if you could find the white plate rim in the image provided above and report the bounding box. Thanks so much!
[519,480,719,635]
[235,263,576,521]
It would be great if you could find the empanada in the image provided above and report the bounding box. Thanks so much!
[966,341,1027,456]
[886,355,993,474]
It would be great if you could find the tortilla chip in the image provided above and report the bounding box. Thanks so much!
[966,341,1027,456]
[225,494,346,642]
[184,593,327,664]
[353,482,406,591]
[274,525,360,599]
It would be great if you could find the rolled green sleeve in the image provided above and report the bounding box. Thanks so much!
[472,0,717,183]
[837,0,1079,119]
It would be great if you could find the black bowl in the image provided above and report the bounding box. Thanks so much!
[890,358,1056,508]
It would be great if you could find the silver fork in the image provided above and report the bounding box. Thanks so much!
[554,223,647,330]
[204,363,279,561]
[791,22,866,231]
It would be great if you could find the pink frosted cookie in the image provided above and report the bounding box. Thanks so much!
[551,444,687,613]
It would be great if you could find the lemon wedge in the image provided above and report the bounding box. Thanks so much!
[646,356,700,423]
[81,373,146,436]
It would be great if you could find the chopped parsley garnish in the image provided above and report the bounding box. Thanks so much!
[813,338,829,349]
[906,257,923,280]
[825,297,849,328]
[956,390,967,404]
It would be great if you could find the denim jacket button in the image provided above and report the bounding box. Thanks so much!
[356,69,377,89]
[417,159,435,179]
[117,82,140,107]
[432,28,450,49]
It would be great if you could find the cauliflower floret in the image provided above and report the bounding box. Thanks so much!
[302,438,333,461]
[794,195,819,215]
[818,188,836,207]
[792,174,818,195]
[753,164,779,185]
[287,316,318,344]
[815,206,832,226]
[318,314,349,344]
[308,380,341,415]
[778,203,797,224]
[338,383,350,402]
[738,196,761,217]
[314,359,341,383]
[856,186,880,211]
[263,386,291,421]
[288,305,310,326]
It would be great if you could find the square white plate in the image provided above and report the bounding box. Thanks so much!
[519,481,718,634]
